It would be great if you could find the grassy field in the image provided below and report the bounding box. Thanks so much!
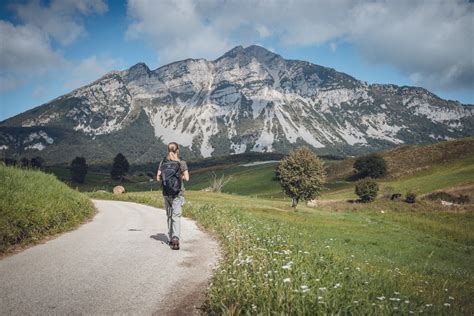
[88,190,473,314]
[83,139,474,314]
[14,137,471,313]
[0,165,94,253]
[321,155,474,201]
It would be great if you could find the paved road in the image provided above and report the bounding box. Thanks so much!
[0,200,218,315]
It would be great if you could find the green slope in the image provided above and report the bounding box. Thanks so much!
[0,165,94,253]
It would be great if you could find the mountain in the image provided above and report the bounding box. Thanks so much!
[1,45,473,164]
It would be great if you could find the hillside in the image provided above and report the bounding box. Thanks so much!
[326,136,474,180]
[188,138,474,202]
[1,45,473,164]
[0,165,94,253]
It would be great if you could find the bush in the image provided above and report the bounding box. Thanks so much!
[353,153,387,179]
[111,153,129,181]
[276,146,326,208]
[70,157,88,184]
[355,178,379,202]
[405,191,417,204]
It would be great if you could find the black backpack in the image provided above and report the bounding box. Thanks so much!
[160,158,182,197]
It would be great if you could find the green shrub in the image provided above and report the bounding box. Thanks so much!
[405,191,417,203]
[353,153,387,179]
[355,177,379,202]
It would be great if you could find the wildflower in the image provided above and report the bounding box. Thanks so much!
[252,304,257,310]
[334,283,341,289]
[353,301,359,304]
[449,296,454,300]
[389,297,401,301]
[315,278,320,282]
[444,303,451,307]
[425,304,433,307]
[301,285,309,290]
[356,267,361,271]
[318,296,323,300]
[301,288,310,293]
[404,300,410,304]
[394,292,400,295]
[283,278,291,283]
[282,265,291,270]
[377,296,386,301]
[318,287,327,291]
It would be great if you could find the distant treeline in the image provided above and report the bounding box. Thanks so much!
[1,151,345,175]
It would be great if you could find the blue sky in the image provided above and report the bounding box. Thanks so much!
[1,0,473,121]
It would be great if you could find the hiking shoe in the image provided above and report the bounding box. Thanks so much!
[171,238,180,250]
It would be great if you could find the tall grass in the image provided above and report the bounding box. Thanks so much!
[0,165,94,253]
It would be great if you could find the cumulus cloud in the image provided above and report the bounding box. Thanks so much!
[0,0,107,93]
[11,0,107,44]
[65,55,125,90]
[126,0,473,91]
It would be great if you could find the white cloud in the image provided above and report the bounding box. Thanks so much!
[0,0,108,94]
[0,21,64,73]
[65,55,125,90]
[11,0,108,44]
[126,0,231,64]
[126,0,473,91]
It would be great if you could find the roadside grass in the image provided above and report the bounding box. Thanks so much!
[88,190,473,314]
[0,165,95,254]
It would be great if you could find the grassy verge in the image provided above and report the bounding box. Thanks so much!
[88,190,473,314]
[0,165,94,253]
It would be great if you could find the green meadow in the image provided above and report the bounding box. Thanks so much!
[86,138,474,314]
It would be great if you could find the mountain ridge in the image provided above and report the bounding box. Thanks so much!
[1,45,473,164]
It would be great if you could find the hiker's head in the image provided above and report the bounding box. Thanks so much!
[167,142,180,160]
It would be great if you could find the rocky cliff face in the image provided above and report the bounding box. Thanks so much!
[1,45,473,163]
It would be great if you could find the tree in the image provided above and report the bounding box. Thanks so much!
[276,147,326,208]
[353,153,387,179]
[355,177,379,202]
[111,153,129,181]
[70,157,88,184]
[20,157,30,168]
[30,156,44,169]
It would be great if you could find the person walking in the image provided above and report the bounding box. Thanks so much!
[156,142,189,250]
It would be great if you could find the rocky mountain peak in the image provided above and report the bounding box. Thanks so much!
[217,45,282,65]
[124,62,151,82]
